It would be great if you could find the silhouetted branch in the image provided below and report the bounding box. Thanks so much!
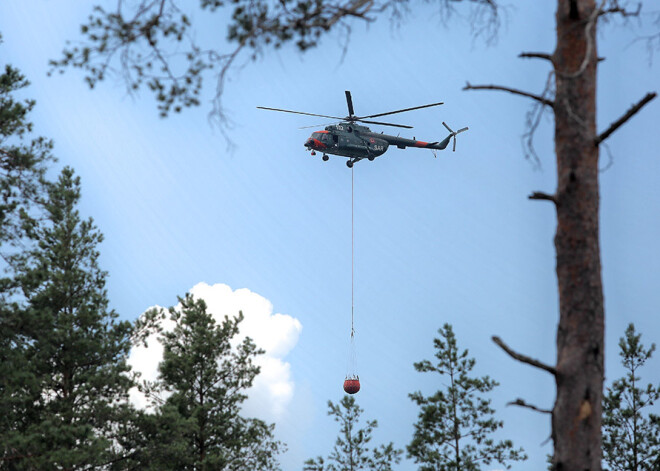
[519,51,606,63]
[55,0,502,129]
[599,142,615,172]
[463,82,555,108]
[464,71,555,167]
[492,335,557,376]
[519,52,552,61]
[529,191,557,203]
[598,1,641,18]
[595,92,657,145]
[507,398,552,414]
[520,71,555,168]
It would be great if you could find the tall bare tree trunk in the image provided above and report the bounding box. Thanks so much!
[552,1,603,469]
[470,2,654,470]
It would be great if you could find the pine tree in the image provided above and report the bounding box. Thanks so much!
[134,294,284,470]
[0,35,53,251]
[303,395,402,471]
[603,323,660,471]
[1,167,134,469]
[1,47,56,467]
[407,323,526,471]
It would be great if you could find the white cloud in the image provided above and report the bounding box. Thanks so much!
[127,282,302,422]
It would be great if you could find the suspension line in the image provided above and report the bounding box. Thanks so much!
[351,166,355,339]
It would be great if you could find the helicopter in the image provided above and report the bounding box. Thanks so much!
[258,91,468,168]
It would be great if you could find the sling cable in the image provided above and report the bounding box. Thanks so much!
[344,167,360,395]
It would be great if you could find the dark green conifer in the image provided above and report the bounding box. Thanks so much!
[135,294,284,470]
[407,323,526,471]
[603,323,660,471]
[0,35,53,250]
[1,168,134,469]
[303,395,402,471]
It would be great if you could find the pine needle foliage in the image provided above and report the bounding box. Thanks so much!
[303,395,403,471]
[407,323,526,471]
[0,38,54,252]
[1,167,134,469]
[133,294,284,470]
[603,323,660,471]
[51,1,500,121]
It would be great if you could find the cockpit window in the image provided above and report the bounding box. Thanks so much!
[312,132,330,141]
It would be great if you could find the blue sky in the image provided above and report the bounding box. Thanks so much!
[2,1,660,469]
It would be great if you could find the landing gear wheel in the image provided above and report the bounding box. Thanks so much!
[368,156,375,161]
[322,154,329,161]
[346,160,353,168]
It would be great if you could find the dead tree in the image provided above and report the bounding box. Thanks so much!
[472,2,656,469]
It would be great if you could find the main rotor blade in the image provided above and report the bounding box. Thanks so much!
[358,102,444,120]
[298,122,339,129]
[257,106,343,121]
[357,119,413,129]
[345,91,355,117]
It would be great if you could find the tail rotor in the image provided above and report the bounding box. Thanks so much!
[442,122,469,152]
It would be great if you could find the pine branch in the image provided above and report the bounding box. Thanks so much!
[519,51,604,63]
[595,92,657,145]
[463,82,555,108]
[598,2,641,18]
[519,52,552,61]
[507,398,552,414]
[492,336,557,376]
[529,191,557,204]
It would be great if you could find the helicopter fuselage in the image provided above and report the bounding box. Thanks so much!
[304,122,452,164]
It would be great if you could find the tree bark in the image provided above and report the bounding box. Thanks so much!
[551,1,604,469]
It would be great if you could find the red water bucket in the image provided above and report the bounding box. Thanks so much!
[343,378,360,394]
